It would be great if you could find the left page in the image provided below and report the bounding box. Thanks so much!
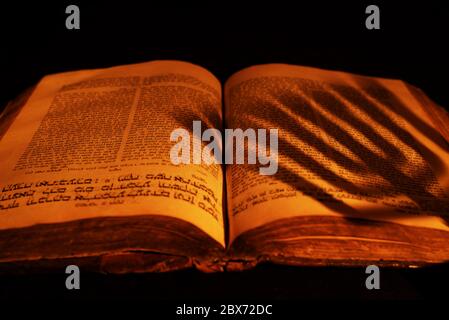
[0,60,225,254]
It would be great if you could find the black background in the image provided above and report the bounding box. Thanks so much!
[1,0,449,303]
[1,1,448,109]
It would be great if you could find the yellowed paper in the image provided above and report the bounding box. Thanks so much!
[225,64,449,242]
[0,60,225,246]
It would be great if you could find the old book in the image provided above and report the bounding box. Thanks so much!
[1,60,449,273]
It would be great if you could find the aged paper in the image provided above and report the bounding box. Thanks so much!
[0,61,225,246]
[225,64,449,242]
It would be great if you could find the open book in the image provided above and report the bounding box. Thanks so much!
[1,60,449,273]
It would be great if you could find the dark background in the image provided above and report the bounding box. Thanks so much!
[1,1,448,109]
[1,0,449,303]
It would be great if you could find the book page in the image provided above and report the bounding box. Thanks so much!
[224,64,449,243]
[0,60,225,246]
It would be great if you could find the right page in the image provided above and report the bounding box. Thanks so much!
[224,64,449,265]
